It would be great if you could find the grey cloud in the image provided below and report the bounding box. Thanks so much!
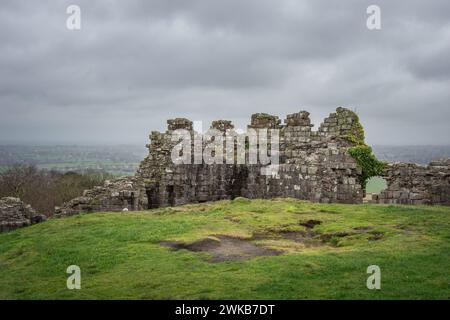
[0,0,449,146]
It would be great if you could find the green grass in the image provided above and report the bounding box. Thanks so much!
[0,199,449,299]
[365,176,388,193]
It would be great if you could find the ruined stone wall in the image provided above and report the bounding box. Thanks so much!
[374,159,450,205]
[57,107,365,216]
[270,108,362,203]
[0,197,46,233]
[54,177,145,217]
[135,107,363,209]
[56,107,450,217]
[55,107,450,217]
[137,118,251,207]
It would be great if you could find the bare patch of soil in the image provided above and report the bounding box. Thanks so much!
[280,230,323,247]
[299,219,322,229]
[161,223,386,262]
[161,235,282,262]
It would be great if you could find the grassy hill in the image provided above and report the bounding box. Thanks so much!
[0,199,449,299]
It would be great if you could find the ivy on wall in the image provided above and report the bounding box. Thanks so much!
[348,145,386,187]
[345,112,387,188]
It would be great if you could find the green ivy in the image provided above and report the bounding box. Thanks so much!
[344,111,386,188]
[346,113,365,145]
[348,145,386,187]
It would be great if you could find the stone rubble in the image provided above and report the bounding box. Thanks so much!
[54,176,144,217]
[0,197,46,233]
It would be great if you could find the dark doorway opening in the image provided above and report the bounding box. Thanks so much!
[229,166,248,199]
[166,185,175,207]
[146,185,160,209]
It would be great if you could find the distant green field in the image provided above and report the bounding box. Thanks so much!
[0,199,449,299]
[37,162,137,176]
[0,145,146,176]
[366,176,388,193]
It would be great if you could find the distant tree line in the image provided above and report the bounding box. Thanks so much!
[0,165,115,216]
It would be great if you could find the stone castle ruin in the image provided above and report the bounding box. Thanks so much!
[52,107,449,217]
[0,197,46,232]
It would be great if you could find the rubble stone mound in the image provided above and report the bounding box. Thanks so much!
[0,197,46,233]
[54,177,143,217]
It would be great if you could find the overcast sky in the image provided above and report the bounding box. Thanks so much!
[0,0,449,146]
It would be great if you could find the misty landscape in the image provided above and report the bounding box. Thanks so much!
[1,144,449,176]
[0,145,147,175]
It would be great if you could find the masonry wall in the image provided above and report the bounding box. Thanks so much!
[135,107,364,209]
[56,107,450,217]
[374,159,450,205]
[56,108,367,216]
[272,109,362,203]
